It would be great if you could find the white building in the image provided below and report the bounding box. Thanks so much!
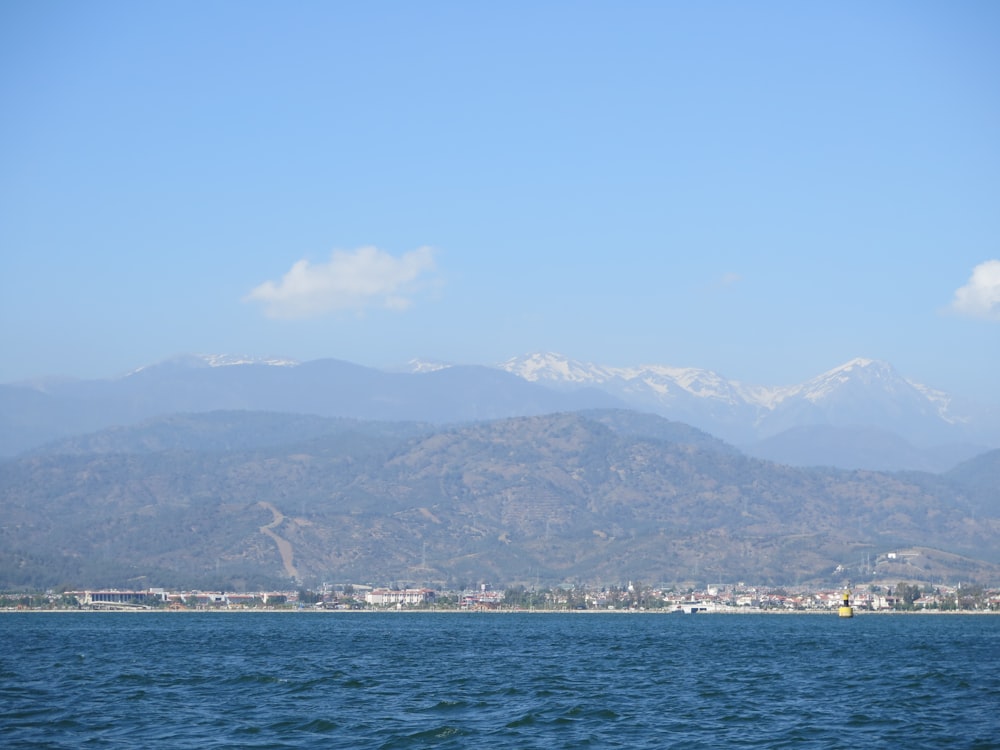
[77,589,164,607]
[364,588,436,606]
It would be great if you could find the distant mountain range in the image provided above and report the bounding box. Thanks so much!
[0,355,618,457]
[492,352,999,471]
[494,352,981,442]
[1,352,997,471]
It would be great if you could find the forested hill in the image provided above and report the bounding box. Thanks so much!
[2,409,997,590]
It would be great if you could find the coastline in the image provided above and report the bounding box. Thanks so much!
[4,607,997,615]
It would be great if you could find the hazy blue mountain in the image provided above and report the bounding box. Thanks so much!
[577,408,739,455]
[496,353,999,468]
[25,411,431,456]
[0,356,624,456]
[2,353,997,471]
[946,448,1000,491]
[498,353,984,442]
[744,425,986,473]
[944,449,1000,519]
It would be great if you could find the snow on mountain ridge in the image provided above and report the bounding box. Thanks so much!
[124,352,950,421]
[497,352,951,414]
[197,354,300,368]
[500,353,785,407]
[496,352,977,444]
[783,358,903,404]
[498,352,617,384]
[406,358,453,374]
[126,353,299,376]
[909,382,965,425]
[500,353,747,403]
[120,351,959,431]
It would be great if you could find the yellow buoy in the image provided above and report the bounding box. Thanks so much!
[838,588,854,618]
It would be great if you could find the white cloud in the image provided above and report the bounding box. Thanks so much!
[245,246,437,319]
[949,260,1000,320]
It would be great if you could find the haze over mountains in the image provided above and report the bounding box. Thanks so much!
[3,352,996,471]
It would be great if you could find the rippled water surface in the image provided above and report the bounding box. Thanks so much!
[3,612,998,748]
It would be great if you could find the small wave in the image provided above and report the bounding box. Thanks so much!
[505,712,539,728]
[263,717,340,734]
[377,724,465,749]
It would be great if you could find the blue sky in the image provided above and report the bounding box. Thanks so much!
[2,1,998,402]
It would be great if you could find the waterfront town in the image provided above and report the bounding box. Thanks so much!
[3,580,998,612]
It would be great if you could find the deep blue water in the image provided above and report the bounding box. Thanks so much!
[2,612,998,748]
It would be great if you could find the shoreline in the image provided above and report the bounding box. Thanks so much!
[3,607,997,615]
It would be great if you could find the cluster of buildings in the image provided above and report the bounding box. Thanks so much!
[572,583,999,612]
[69,589,292,609]
[6,581,994,612]
[64,584,507,610]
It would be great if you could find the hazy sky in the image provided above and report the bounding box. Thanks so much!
[2,2,998,402]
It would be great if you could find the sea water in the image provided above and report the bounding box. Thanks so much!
[2,612,998,748]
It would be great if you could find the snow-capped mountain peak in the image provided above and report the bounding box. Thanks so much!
[499,352,615,385]
[496,351,971,443]
[126,353,299,376]
[791,358,901,403]
[499,352,754,405]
